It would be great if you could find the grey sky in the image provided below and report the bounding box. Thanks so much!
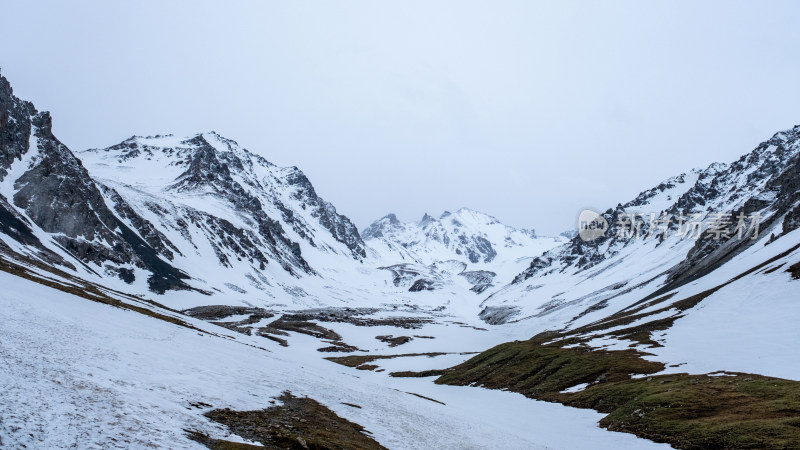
[2,1,800,235]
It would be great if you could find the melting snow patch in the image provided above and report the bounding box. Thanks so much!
[560,383,590,394]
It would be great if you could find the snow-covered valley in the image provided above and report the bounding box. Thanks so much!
[2,65,800,449]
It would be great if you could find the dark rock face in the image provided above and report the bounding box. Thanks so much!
[464,235,496,263]
[409,279,436,292]
[0,69,189,293]
[0,196,70,267]
[100,185,182,261]
[479,305,520,325]
[0,73,35,180]
[174,133,366,262]
[168,136,313,275]
[361,213,401,239]
[283,167,366,260]
[664,147,800,288]
[461,270,496,294]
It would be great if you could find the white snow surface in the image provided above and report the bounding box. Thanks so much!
[0,271,668,449]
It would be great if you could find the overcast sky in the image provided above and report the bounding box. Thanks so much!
[2,1,800,235]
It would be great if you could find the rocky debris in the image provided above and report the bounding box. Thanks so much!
[264,317,342,341]
[278,308,433,329]
[190,391,386,450]
[316,341,362,353]
[259,333,289,347]
[183,305,285,339]
[262,315,368,353]
[380,260,496,294]
[211,321,254,336]
[478,305,520,325]
[182,306,434,349]
[409,279,436,292]
[375,335,412,347]
[326,352,450,371]
[460,270,496,294]
[182,305,274,321]
[380,264,440,289]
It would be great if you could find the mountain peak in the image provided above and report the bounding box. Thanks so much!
[364,207,555,266]
[79,129,367,262]
[361,213,403,240]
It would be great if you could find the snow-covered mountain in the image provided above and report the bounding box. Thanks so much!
[479,123,800,344]
[363,208,549,264]
[364,209,566,287]
[76,132,376,301]
[0,70,191,293]
[0,65,372,302]
[0,69,561,309]
[3,67,800,449]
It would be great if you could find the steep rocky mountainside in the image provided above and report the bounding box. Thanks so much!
[86,132,366,262]
[0,70,189,293]
[481,124,800,327]
[516,126,800,284]
[79,132,369,298]
[0,69,368,298]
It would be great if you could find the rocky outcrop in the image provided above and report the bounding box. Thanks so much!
[0,68,189,293]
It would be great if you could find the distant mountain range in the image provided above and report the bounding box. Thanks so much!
[0,68,563,307]
[2,66,798,320]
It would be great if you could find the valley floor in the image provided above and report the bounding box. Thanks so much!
[0,270,669,449]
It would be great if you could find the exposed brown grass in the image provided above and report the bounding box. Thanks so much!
[191,391,386,450]
[326,352,449,371]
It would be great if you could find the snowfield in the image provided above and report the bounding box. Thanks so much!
[0,270,669,449]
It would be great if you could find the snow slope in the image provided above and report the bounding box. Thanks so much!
[0,269,668,449]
